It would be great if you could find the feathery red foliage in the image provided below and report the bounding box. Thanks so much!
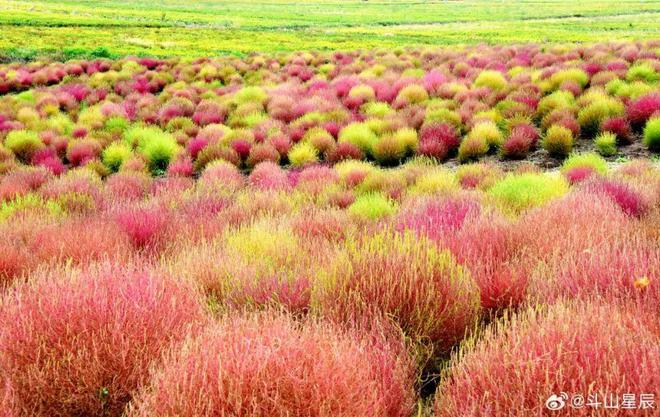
[435,300,659,417]
[127,312,416,417]
[0,263,206,417]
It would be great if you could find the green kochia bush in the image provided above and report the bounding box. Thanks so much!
[577,98,624,137]
[338,123,378,156]
[348,193,397,220]
[594,132,617,156]
[643,117,660,152]
[288,142,319,167]
[102,143,133,172]
[4,130,44,163]
[124,126,181,174]
[561,152,608,175]
[542,125,574,157]
[488,173,569,214]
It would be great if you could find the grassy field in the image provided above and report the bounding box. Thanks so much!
[0,0,659,60]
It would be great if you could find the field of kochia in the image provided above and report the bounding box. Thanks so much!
[0,2,659,414]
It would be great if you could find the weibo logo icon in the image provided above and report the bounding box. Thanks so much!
[545,392,568,411]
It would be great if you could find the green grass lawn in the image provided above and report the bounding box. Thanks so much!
[0,0,659,60]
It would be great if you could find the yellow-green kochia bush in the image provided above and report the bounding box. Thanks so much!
[4,130,44,163]
[488,173,569,215]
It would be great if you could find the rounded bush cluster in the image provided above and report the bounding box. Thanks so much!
[0,263,206,417]
[127,313,417,417]
[434,300,658,417]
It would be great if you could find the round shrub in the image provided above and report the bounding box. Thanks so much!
[455,163,503,190]
[561,152,607,179]
[246,143,280,168]
[458,135,489,162]
[326,142,364,163]
[501,126,536,159]
[434,300,658,417]
[249,161,290,191]
[594,131,617,156]
[549,68,589,90]
[372,134,407,165]
[124,126,181,174]
[0,263,206,417]
[583,177,650,218]
[577,98,624,137]
[488,173,569,214]
[141,136,180,174]
[317,231,480,357]
[626,93,660,128]
[642,117,660,152]
[470,121,504,148]
[66,138,102,167]
[409,168,459,195]
[626,62,657,83]
[541,124,574,157]
[394,84,429,106]
[338,122,378,155]
[348,193,396,220]
[127,313,416,417]
[233,86,268,106]
[4,130,44,163]
[418,122,459,160]
[474,70,508,91]
[288,141,319,167]
[194,144,240,171]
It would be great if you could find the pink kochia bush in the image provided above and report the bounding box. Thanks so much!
[114,204,171,251]
[434,300,659,417]
[582,177,650,218]
[0,263,206,417]
[127,312,416,417]
[396,196,529,310]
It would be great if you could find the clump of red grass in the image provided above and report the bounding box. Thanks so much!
[395,196,480,241]
[529,233,658,303]
[114,203,171,251]
[198,160,245,192]
[417,123,459,160]
[501,123,539,159]
[434,300,659,417]
[0,262,206,417]
[249,161,290,190]
[564,166,597,184]
[518,191,634,257]
[582,177,650,218]
[449,212,531,311]
[292,208,350,242]
[105,171,152,201]
[31,217,133,266]
[127,312,416,417]
[626,93,660,129]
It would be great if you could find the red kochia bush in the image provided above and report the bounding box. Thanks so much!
[583,178,650,218]
[115,204,171,251]
[529,234,659,304]
[127,313,416,417]
[417,123,460,160]
[32,217,133,266]
[434,300,659,417]
[396,196,480,242]
[0,263,206,417]
[626,93,660,129]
